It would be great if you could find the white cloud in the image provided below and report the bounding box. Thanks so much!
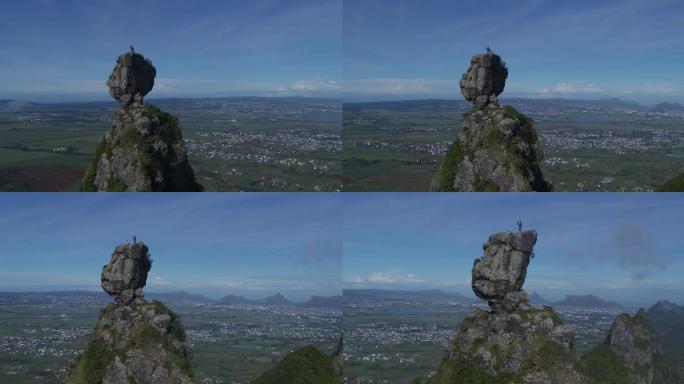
[508,80,684,102]
[551,80,604,94]
[273,77,342,95]
[348,271,425,286]
[343,77,454,96]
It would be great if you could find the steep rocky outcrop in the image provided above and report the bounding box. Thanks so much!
[69,242,193,384]
[433,229,587,383]
[432,51,551,192]
[252,345,341,384]
[80,51,201,192]
[101,242,151,305]
[581,310,678,384]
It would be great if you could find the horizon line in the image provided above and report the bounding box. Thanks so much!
[1,94,344,105]
[340,96,677,107]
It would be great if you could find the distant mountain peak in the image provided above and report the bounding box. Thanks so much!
[652,101,684,112]
[555,294,623,308]
[529,291,550,305]
[260,292,292,305]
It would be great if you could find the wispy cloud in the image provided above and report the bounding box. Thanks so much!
[343,77,455,97]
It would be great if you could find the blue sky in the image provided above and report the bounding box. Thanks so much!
[344,0,684,104]
[0,193,341,301]
[0,0,341,102]
[2,193,683,307]
[343,193,684,307]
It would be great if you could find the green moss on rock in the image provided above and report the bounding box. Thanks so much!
[433,357,508,384]
[68,337,117,384]
[658,172,684,191]
[69,300,192,383]
[580,344,631,384]
[433,141,465,192]
[78,141,108,191]
[432,104,549,192]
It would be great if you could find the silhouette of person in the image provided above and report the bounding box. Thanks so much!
[130,45,135,53]
[486,46,492,54]
[516,220,522,232]
[133,235,137,243]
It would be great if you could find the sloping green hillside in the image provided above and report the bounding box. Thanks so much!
[252,345,338,384]
[658,172,684,191]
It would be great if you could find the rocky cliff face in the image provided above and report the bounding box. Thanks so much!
[69,242,193,384]
[432,51,551,192]
[79,51,201,192]
[433,230,586,384]
[472,230,536,313]
[581,310,678,384]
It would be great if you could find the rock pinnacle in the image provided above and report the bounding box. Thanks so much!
[471,230,537,313]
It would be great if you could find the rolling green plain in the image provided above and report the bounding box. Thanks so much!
[343,99,684,191]
[0,300,340,384]
[0,97,341,191]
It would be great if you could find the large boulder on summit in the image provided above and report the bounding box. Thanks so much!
[460,52,508,109]
[101,243,151,305]
[433,229,587,384]
[431,51,551,192]
[107,52,156,107]
[472,230,536,313]
[69,242,193,384]
[79,50,201,192]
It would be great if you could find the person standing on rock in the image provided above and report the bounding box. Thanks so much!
[516,220,523,232]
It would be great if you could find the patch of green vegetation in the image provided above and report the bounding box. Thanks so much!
[658,171,684,191]
[473,174,500,191]
[502,105,537,145]
[107,176,127,192]
[119,123,139,147]
[529,340,574,368]
[135,323,163,347]
[542,306,564,325]
[78,141,108,191]
[634,336,650,351]
[482,125,506,149]
[633,309,656,335]
[433,356,513,384]
[580,344,631,384]
[67,337,117,384]
[432,105,545,192]
[252,345,338,384]
[69,300,193,383]
[433,141,464,191]
[143,105,183,143]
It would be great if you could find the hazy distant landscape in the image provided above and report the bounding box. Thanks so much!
[0,291,341,384]
[342,289,640,383]
[0,97,342,192]
[343,98,684,191]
